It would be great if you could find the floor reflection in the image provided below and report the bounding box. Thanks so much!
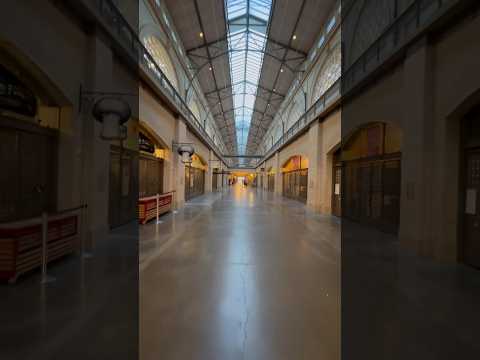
[140,185,341,360]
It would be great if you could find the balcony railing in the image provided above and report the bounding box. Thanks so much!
[262,78,341,161]
[87,0,230,165]
[259,0,458,164]
[342,0,457,95]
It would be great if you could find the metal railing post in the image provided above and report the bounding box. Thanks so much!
[80,204,93,259]
[156,193,160,224]
[41,212,55,284]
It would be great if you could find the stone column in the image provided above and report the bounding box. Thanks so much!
[82,34,113,247]
[274,151,282,195]
[174,118,187,208]
[399,37,437,258]
[307,121,322,212]
[205,150,213,193]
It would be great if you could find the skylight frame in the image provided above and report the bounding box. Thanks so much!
[225,0,273,157]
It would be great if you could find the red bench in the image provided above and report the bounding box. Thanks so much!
[138,193,173,224]
[0,215,78,283]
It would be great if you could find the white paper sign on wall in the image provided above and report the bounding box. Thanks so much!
[465,188,477,215]
[334,183,340,195]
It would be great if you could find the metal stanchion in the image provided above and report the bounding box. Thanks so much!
[156,193,162,224]
[80,205,93,259]
[172,190,178,214]
[41,212,55,284]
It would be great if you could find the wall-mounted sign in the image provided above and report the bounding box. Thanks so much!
[139,132,155,153]
[0,64,37,117]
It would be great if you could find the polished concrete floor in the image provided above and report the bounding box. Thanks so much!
[3,185,480,359]
[0,222,139,360]
[140,185,341,360]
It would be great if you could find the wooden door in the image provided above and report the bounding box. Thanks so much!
[464,149,480,268]
[109,145,137,228]
[382,159,401,233]
[0,122,56,223]
[139,155,163,198]
[212,173,218,191]
[332,164,342,217]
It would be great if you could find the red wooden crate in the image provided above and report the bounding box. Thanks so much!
[0,215,78,283]
[138,194,172,224]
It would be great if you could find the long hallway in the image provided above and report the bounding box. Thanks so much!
[140,185,340,360]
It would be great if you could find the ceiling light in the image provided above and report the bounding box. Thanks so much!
[280,68,284,73]
[292,34,297,40]
[199,32,204,38]
[209,66,212,71]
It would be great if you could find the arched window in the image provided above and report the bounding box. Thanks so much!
[143,35,179,90]
[312,45,341,103]
[347,0,395,67]
[285,96,304,130]
[189,100,201,121]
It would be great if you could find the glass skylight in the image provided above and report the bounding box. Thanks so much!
[225,0,272,155]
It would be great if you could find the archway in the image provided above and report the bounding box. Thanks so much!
[0,49,67,223]
[340,122,402,233]
[281,155,309,203]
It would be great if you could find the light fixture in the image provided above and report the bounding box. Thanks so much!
[174,143,195,164]
[280,68,284,73]
[209,66,212,71]
[199,32,204,38]
[79,86,135,141]
[92,97,131,140]
[292,34,297,40]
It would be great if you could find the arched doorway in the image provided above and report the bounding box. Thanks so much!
[341,122,402,233]
[185,154,206,201]
[0,63,58,223]
[281,155,309,203]
[462,105,480,267]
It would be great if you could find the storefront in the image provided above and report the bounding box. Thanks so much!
[0,65,57,223]
[341,122,402,234]
[281,156,308,203]
[185,154,206,201]
[462,105,480,268]
[332,149,342,217]
[109,145,138,228]
[267,167,275,192]
[138,131,164,198]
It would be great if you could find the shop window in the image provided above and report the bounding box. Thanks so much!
[282,155,308,203]
[340,123,402,233]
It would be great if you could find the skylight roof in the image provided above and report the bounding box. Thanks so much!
[225,0,272,155]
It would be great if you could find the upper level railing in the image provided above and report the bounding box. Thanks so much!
[259,0,458,164]
[262,78,341,161]
[87,0,230,165]
[342,0,457,95]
